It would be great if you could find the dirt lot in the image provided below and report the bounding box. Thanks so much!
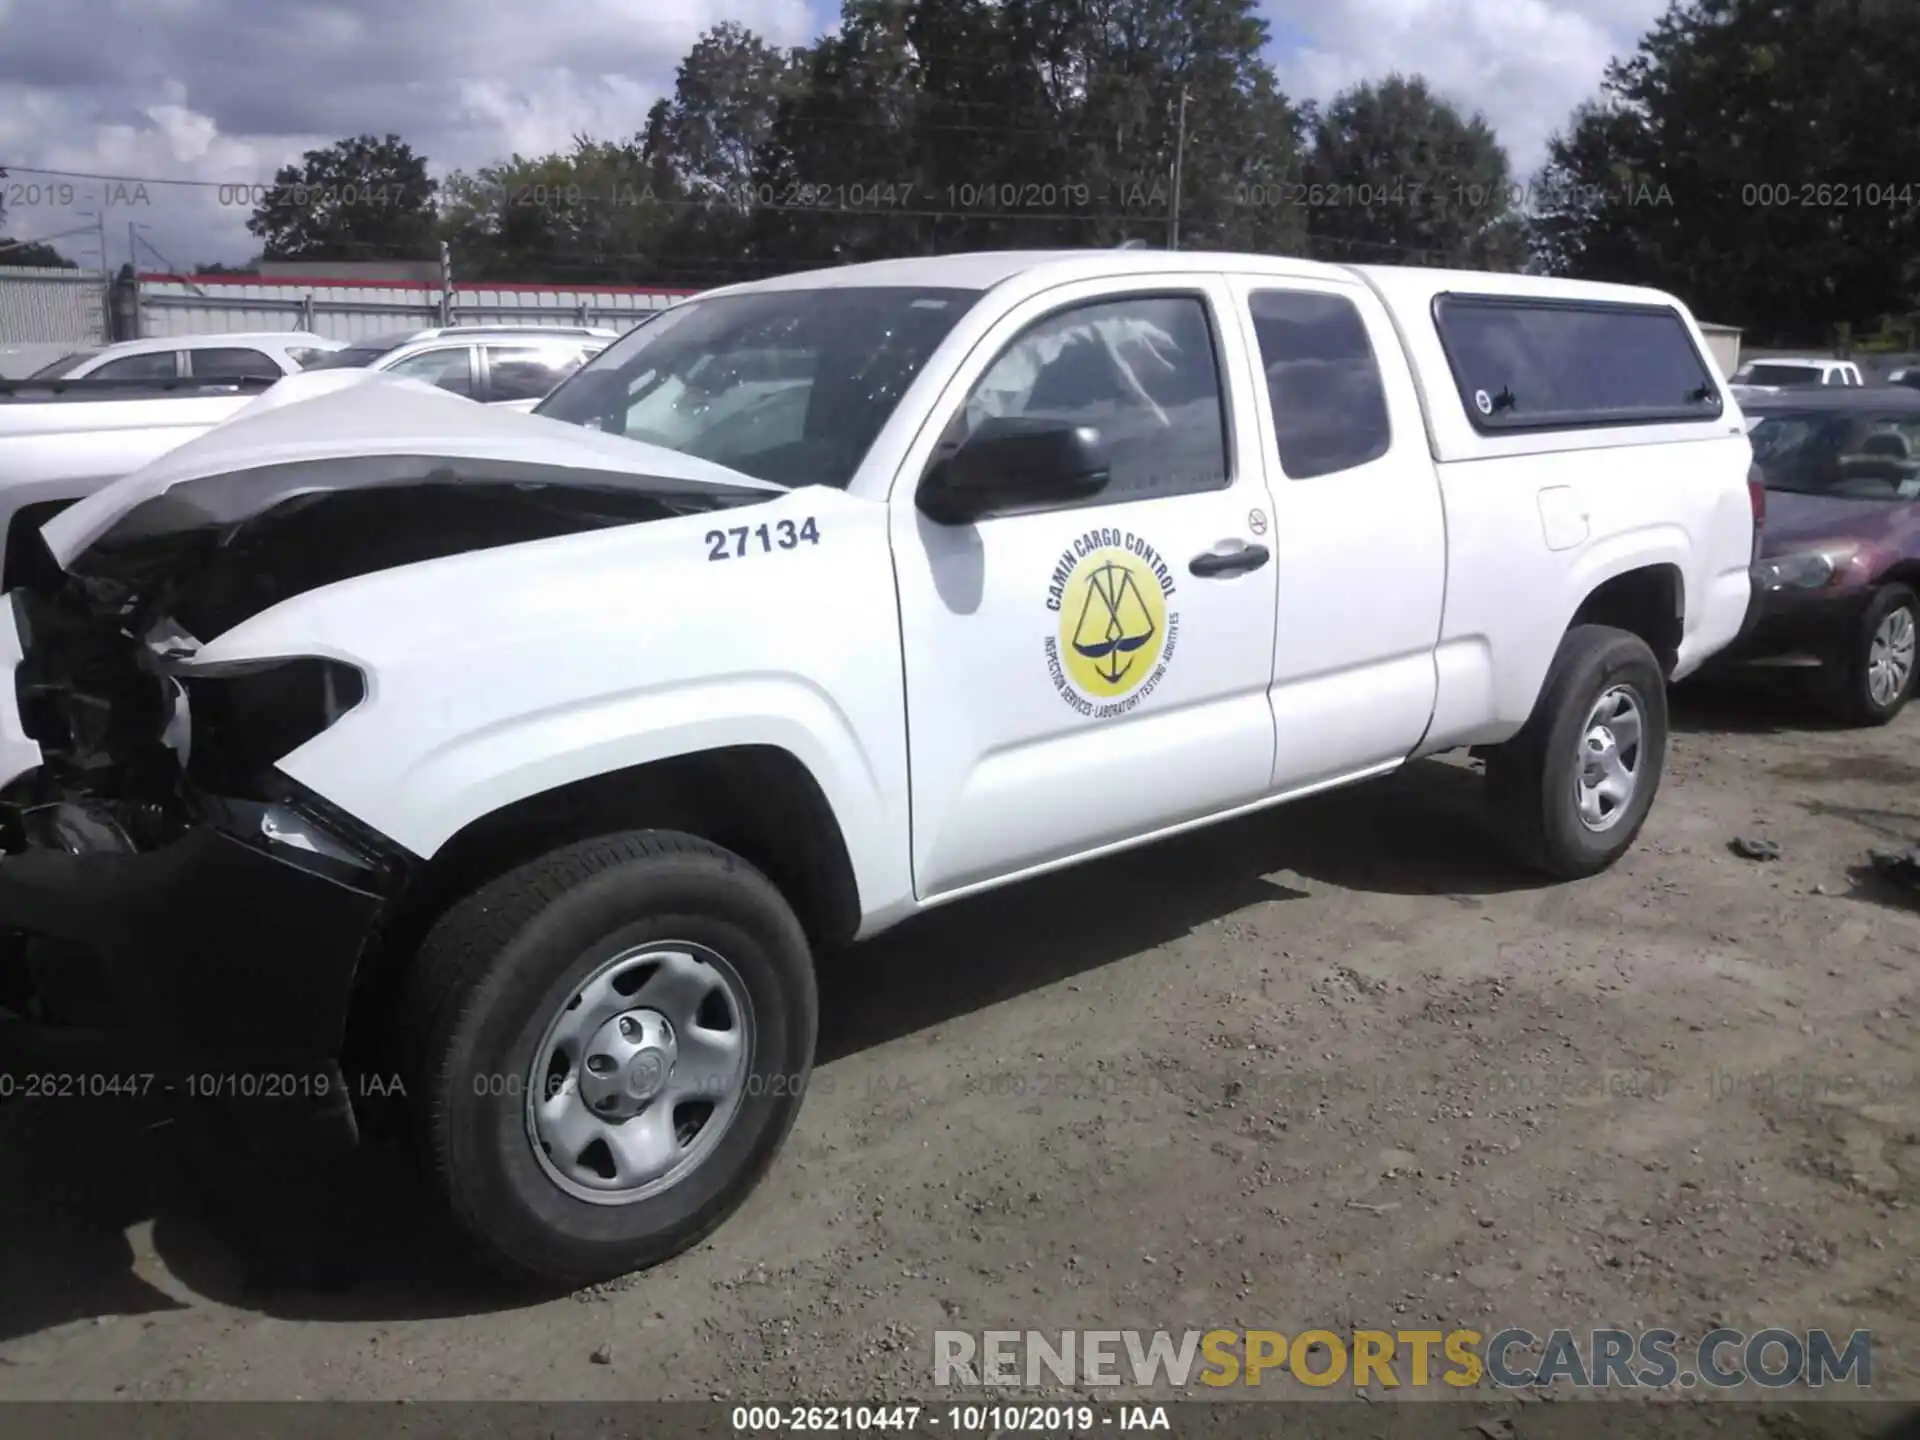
[0,676,1915,1413]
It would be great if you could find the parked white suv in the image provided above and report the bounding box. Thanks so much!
[27,331,343,382]
[0,251,1755,1288]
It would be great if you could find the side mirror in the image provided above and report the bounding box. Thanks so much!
[917,417,1112,526]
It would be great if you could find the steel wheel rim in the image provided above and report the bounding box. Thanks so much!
[1574,684,1645,833]
[1868,605,1917,708]
[524,941,755,1206]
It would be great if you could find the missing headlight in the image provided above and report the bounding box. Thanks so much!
[178,657,366,798]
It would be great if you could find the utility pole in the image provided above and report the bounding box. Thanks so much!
[1167,85,1189,251]
[91,201,110,340]
[126,221,141,339]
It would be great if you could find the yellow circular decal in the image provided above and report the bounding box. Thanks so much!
[1043,530,1180,719]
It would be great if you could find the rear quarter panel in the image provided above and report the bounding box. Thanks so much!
[1351,266,1755,747]
[1418,434,1755,749]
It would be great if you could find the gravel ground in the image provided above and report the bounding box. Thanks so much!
[0,675,1915,1417]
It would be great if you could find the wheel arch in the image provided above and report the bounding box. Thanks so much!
[1568,561,1687,677]
[343,743,859,1091]
[386,744,864,957]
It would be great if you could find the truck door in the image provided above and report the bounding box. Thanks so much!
[889,276,1281,901]
[1222,274,1447,787]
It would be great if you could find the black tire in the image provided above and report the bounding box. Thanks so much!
[1829,583,1918,727]
[1485,624,1669,880]
[401,830,817,1289]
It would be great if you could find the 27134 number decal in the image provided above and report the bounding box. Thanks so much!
[707,517,821,561]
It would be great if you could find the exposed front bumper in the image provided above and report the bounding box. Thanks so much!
[0,820,386,1069]
[0,596,395,1155]
[0,812,392,1155]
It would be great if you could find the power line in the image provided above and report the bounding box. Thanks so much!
[0,222,99,253]
[3,163,241,191]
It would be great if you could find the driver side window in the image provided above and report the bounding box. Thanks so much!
[960,294,1230,505]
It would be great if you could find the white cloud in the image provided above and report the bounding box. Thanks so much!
[0,0,1668,270]
[0,0,819,267]
[1264,0,1669,179]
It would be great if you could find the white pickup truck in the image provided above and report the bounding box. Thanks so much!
[0,250,1756,1288]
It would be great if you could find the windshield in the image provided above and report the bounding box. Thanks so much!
[1736,363,1827,387]
[1748,411,1920,498]
[28,350,99,379]
[534,287,980,489]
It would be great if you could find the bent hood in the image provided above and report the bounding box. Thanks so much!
[39,374,782,568]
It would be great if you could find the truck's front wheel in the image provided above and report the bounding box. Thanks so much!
[1485,625,1668,880]
[403,831,817,1289]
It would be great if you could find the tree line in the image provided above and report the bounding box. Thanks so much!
[10,0,1919,347]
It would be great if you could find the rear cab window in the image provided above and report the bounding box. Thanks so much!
[1433,295,1723,432]
[1738,363,1822,387]
[1245,289,1392,479]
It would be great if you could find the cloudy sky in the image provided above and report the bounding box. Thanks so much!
[0,0,1669,272]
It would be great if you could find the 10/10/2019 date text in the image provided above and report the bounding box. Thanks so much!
[729,1405,1167,1433]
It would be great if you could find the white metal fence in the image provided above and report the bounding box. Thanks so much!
[0,265,110,376]
[0,265,108,343]
[136,274,690,342]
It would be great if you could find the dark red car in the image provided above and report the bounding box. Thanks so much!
[1719,387,1920,724]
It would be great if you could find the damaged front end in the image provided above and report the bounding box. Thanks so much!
[0,446,771,1154]
[0,538,402,1152]
[0,386,783,1152]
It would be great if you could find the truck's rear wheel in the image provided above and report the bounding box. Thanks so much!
[1485,624,1668,880]
[403,830,817,1289]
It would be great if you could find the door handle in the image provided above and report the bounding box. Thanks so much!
[1189,541,1271,578]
